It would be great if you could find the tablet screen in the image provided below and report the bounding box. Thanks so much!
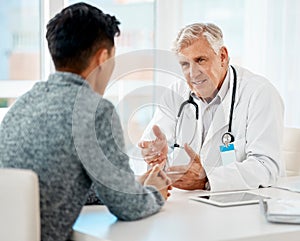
[190,192,267,207]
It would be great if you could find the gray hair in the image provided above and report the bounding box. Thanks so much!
[173,23,224,54]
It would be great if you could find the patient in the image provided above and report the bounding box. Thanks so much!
[0,3,170,241]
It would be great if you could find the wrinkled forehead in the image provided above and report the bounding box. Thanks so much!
[176,37,214,61]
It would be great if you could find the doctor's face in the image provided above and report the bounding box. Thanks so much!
[178,36,229,101]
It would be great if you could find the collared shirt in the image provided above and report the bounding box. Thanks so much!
[193,68,231,144]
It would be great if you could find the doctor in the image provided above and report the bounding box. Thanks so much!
[139,23,285,192]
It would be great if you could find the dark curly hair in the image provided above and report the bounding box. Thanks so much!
[46,2,120,72]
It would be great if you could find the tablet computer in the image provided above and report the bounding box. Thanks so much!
[190,191,268,207]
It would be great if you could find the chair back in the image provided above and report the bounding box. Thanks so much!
[282,128,300,176]
[0,168,40,241]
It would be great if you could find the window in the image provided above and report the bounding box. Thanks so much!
[1,0,299,172]
[0,0,41,119]
[178,0,300,127]
[67,0,156,172]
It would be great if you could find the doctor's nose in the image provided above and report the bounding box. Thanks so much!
[189,63,201,79]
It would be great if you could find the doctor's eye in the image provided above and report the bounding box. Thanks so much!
[180,61,190,68]
[196,57,206,64]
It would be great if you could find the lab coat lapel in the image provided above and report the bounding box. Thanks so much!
[202,66,240,149]
[203,91,231,147]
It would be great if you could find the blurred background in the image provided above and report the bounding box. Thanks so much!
[0,0,299,172]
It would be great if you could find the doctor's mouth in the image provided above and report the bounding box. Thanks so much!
[191,79,208,86]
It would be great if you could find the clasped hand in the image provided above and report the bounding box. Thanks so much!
[138,164,172,200]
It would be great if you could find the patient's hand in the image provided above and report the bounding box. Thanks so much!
[139,165,172,200]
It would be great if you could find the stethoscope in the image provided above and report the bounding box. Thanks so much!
[173,65,237,148]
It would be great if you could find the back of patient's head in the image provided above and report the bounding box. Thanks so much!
[46,2,120,73]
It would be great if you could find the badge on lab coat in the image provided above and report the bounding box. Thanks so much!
[219,144,237,166]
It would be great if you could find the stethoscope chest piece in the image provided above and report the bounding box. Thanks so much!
[222,132,235,147]
[221,65,237,147]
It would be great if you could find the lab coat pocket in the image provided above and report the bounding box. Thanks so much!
[233,138,246,162]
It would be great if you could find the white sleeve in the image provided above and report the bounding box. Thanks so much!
[141,82,188,146]
[207,82,284,192]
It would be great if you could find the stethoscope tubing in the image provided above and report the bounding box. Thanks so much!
[173,65,237,148]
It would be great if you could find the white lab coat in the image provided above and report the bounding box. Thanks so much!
[142,66,285,192]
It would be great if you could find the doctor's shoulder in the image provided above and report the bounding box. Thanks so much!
[159,78,190,105]
[237,66,281,95]
[167,77,190,94]
[237,66,284,108]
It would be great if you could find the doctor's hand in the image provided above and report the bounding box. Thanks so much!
[167,144,207,190]
[138,164,172,200]
[138,125,168,167]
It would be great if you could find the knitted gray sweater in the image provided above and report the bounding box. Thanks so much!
[0,72,164,241]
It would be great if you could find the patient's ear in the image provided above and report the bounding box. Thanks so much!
[96,48,109,66]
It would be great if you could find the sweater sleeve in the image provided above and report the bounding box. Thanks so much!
[73,96,164,220]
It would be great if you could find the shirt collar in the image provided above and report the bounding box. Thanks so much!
[47,71,90,88]
[217,67,230,102]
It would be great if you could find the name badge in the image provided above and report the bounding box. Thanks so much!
[219,144,236,166]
